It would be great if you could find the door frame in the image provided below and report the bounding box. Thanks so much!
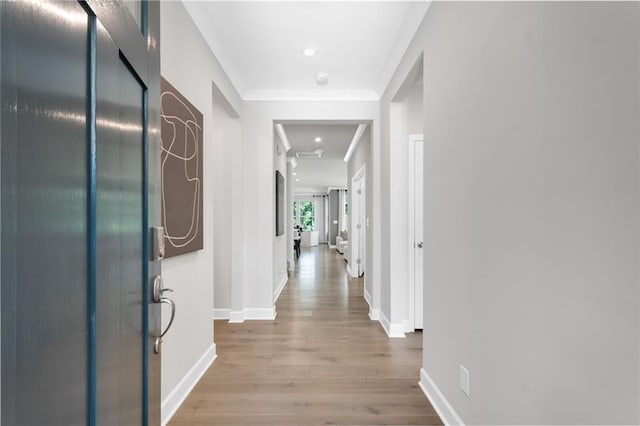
[81,2,162,424]
[407,134,424,332]
[350,164,366,278]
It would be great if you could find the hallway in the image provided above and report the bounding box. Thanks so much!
[170,246,442,425]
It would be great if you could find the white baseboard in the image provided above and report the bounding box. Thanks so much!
[162,344,217,426]
[365,290,380,321]
[244,306,277,320]
[329,244,337,249]
[274,274,288,303]
[228,310,245,323]
[364,287,372,307]
[419,368,465,426]
[228,307,278,323]
[379,310,405,338]
[346,265,358,278]
[213,308,230,320]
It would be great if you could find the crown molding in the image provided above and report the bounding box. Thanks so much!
[182,1,247,97]
[243,89,379,102]
[375,1,431,97]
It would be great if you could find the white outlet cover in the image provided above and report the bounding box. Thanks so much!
[459,365,470,397]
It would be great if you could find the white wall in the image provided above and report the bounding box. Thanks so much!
[212,90,241,317]
[273,132,288,301]
[382,2,639,424]
[347,129,373,308]
[242,101,380,319]
[286,160,295,271]
[160,1,242,421]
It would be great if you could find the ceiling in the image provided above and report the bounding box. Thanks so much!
[278,122,362,193]
[284,123,358,159]
[183,1,431,100]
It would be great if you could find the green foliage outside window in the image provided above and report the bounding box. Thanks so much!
[300,201,315,231]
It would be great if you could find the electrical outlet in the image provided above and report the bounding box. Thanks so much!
[459,365,470,397]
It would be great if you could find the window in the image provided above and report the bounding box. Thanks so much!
[299,201,315,231]
[293,201,297,225]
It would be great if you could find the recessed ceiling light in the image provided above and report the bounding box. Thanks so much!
[315,137,322,143]
[296,178,300,182]
[302,48,317,57]
[293,172,297,176]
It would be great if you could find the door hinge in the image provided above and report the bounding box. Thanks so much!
[356,224,361,230]
[356,259,361,265]
[357,189,362,195]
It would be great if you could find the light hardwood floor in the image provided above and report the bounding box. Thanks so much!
[169,245,442,426]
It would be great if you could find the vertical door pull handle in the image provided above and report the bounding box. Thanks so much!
[159,297,176,338]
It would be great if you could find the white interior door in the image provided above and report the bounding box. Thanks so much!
[413,138,424,329]
[358,179,366,277]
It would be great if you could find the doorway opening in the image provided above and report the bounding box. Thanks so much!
[390,54,424,333]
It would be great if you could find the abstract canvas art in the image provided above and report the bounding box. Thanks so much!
[160,77,203,258]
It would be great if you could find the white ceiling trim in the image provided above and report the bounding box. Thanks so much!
[375,1,431,97]
[182,1,247,97]
[244,89,379,102]
[344,124,368,163]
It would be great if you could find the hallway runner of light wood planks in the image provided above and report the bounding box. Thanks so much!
[170,245,442,426]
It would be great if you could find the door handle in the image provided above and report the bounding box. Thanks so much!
[158,297,176,339]
[416,242,423,248]
[152,275,173,303]
[152,275,176,354]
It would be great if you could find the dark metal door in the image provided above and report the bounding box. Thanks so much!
[1,1,162,424]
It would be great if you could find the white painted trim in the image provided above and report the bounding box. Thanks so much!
[213,308,230,320]
[368,308,380,321]
[162,344,217,426]
[287,157,298,169]
[389,323,407,338]
[181,2,246,101]
[419,368,465,426]
[375,2,431,97]
[407,134,424,332]
[274,274,288,303]
[379,310,406,338]
[329,244,337,249]
[228,310,245,323]
[364,286,372,307]
[343,123,369,163]
[244,306,277,320]
[350,165,366,277]
[379,310,391,335]
[346,264,358,279]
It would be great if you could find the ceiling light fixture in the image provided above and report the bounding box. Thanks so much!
[302,48,317,57]
[293,172,297,176]
[316,72,329,85]
[296,178,300,182]
[314,137,322,143]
